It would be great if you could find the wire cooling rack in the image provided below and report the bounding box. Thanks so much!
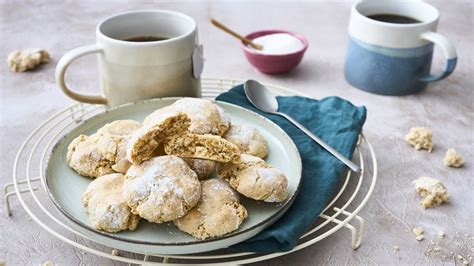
[3,78,377,264]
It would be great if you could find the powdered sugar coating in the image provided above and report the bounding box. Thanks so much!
[67,120,142,177]
[230,167,289,203]
[123,156,201,223]
[144,98,231,135]
[97,120,142,136]
[82,173,140,233]
[223,124,268,158]
[174,179,247,239]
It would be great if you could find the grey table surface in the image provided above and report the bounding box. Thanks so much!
[1,0,473,265]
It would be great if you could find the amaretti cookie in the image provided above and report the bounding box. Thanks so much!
[223,124,268,158]
[67,120,142,177]
[127,110,190,165]
[82,173,140,233]
[144,98,230,136]
[174,179,247,239]
[164,133,241,162]
[232,167,289,203]
[218,154,289,203]
[123,156,201,223]
[67,134,121,178]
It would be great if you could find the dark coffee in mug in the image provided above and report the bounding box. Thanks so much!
[124,36,169,42]
[367,14,421,24]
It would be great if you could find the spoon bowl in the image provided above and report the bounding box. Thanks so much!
[244,80,279,113]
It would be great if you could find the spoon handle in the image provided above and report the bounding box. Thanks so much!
[276,111,362,173]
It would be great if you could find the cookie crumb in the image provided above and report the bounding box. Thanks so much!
[393,245,400,251]
[412,177,449,209]
[439,231,445,239]
[405,127,433,152]
[0,259,5,266]
[7,48,50,72]
[413,227,425,241]
[43,260,53,266]
[111,249,120,256]
[443,149,464,168]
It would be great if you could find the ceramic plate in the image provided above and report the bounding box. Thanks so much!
[44,98,302,254]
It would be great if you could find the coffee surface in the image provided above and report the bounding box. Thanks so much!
[124,36,169,42]
[367,14,421,24]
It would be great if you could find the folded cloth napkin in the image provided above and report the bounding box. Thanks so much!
[215,84,367,253]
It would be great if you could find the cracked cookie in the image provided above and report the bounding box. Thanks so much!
[144,98,230,136]
[67,120,141,177]
[82,173,140,233]
[223,124,268,158]
[123,156,201,223]
[174,179,247,239]
[231,167,289,203]
[218,154,288,203]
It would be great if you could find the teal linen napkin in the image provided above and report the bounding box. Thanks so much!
[216,85,367,253]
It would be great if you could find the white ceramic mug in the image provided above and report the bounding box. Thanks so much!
[56,10,203,107]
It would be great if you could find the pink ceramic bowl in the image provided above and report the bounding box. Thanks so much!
[241,30,308,74]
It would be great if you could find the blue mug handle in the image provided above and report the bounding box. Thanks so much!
[419,32,457,82]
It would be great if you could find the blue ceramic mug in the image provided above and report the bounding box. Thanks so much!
[344,1,457,96]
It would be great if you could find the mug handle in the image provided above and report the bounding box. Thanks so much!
[55,44,108,104]
[419,32,457,82]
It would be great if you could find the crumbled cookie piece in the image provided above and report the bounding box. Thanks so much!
[42,260,53,266]
[7,48,50,72]
[111,249,120,256]
[82,173,140,233]
[393,245,400,251]
[443,149,464,168]
[413,177,449,209]
[164,133,241,163]
[439,231,445,239]
[413,227,425,241]
[405,127,433,152]
[174,179,247,239]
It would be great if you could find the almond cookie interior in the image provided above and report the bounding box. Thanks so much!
[164,133,241,163]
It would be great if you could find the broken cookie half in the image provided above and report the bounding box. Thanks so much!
[126,110,190,165]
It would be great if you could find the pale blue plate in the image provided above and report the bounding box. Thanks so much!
[44,98,302,254]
